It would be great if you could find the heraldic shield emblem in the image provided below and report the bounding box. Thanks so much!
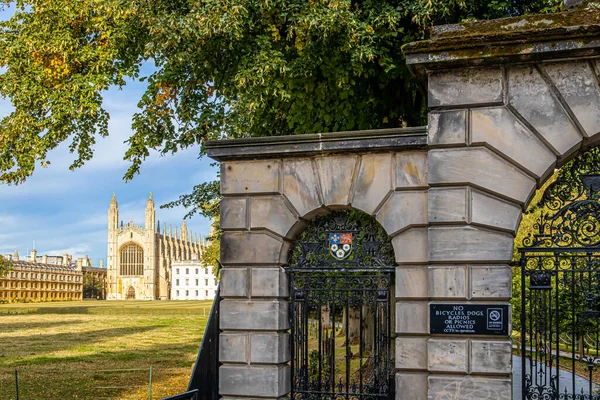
[329,233,353,260]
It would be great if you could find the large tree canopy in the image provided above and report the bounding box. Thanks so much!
[0,0,562,218]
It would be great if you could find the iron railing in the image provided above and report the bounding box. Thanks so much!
[162,285,220,400]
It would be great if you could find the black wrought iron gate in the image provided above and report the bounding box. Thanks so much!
[516,172,600,399]
[288,212,395,400]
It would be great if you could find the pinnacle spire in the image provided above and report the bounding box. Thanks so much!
[110,192,118,207]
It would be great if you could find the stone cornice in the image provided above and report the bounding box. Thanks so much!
[205,127,427,161]
[403,9,600,76]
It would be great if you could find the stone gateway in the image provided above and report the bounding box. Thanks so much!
[205,5,600,400]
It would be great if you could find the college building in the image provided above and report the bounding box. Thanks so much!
[0,250,83,302]
[171,260,218,300]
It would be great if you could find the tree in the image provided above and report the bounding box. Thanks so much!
[83,271,106,299]
[0,0,562,217]
[0,255,12,277]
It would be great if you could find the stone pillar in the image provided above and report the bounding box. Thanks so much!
[218,160,292,399]
[403,8,600,400]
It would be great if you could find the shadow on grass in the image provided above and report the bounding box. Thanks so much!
[0,320,85,332]
[0,341,204,400]
[0,325,163,365]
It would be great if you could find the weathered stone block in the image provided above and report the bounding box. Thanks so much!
[429,110,467,146]
[351,153,393,215]
[396,372,427,400]
[220,299,289,330]
[471,266,512,299]
[220,333,248,363]
[544,61,600,137]
[221,160,281,195]
[428,67,504,107]
[220,268,248,297]
[471,107,556,178]
[395,266,428,299]
[471,189,522,232]
[282,159,323,217]
[428,339,468,372]
[396,337,428,370]
[428,187,468,224]
[429,266,467,299]
[220,232,283,265]
[508,65,582,156]
[250,267,288,298]
[249,196,298,238]
[429,147,536,204]
[396,151,428,189]
[219,365,290,397]
[470,340,512,374]
[377,191,428,236]
[396,301,428,334]
[250,333,290,364]
[392,228,428,264]
[428,375,511,399]
[316,155,358,206]
[220,198,247,230]
[429,226,513,263]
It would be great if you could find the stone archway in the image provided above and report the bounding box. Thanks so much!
[126,286,136,300]
[214,142,429,398]
[209,8,600,400]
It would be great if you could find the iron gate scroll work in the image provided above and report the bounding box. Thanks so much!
[288,211,395,400]
[517,170,600,400]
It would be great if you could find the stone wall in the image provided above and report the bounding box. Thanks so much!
[208,8,600,400]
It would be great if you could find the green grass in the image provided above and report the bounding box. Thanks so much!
[0,300,213,400]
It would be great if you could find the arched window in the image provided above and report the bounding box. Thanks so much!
[119,243,144,276]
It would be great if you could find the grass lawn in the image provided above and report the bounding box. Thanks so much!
[0,300,213,400]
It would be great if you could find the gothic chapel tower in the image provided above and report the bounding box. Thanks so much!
[107,193,119,299]
[106,192,204,300]
[144,193,157,299]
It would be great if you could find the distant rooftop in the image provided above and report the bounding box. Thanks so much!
[9,259,79,272]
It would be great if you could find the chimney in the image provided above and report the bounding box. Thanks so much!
[64,254,70,266]
[99,259,104,269]
[76,258,83,271]
[42,254,48,264]
[30,249,37,263]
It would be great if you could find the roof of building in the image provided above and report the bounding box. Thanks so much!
[82,266,107,274]
[10,260,80,272]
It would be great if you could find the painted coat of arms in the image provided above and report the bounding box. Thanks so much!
[329,233,353,260]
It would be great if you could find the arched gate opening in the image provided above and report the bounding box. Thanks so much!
[515,148,600,399]
[287,211,396,399]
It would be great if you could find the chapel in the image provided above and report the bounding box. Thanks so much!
[106,193,205,300]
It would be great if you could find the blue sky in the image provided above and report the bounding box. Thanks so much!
[0,8,216,266]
